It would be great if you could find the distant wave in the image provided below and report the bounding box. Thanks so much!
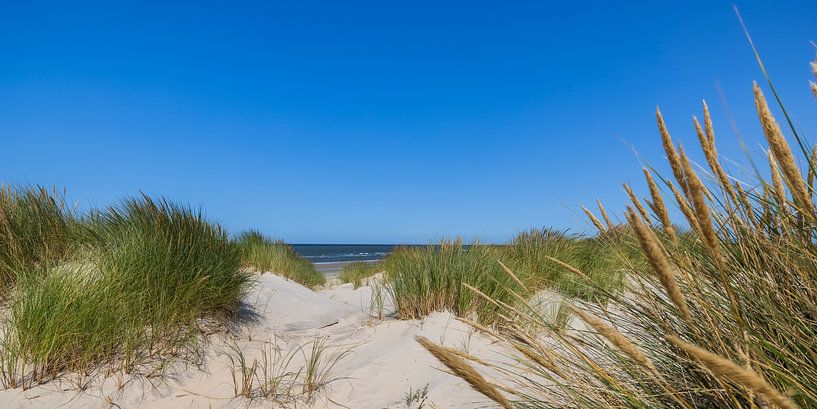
[292,245,395,265]
[313,259,380,266]
[303,252,389,260]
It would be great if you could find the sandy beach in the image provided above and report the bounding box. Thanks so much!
[0,272,511,409]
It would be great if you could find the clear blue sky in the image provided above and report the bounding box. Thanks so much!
[2,1,816,243]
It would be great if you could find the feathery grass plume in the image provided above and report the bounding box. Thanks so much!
[694,117,711,152]
[462,282,535,324]
[702,100,716,149]
[569,305,693,409]
[667,336,797,409]
[415,336,513,409]
[544,255,590,282]
[513,342,565,380]
[668,180,703,235]
[695,105,738,205]
[623,183,651,223]
[497,260,528,293]
[597,198,613,229]
[760,186,775,226]
[678,146,722,262]
[437,57,817,408]
[625,207,692,325]
[679,146,745,331]
[768,152,788,208]
[734,182,760,227]
[657,107,691,197]
[508,326,569,379]
[439,344,491,367]
[643,168,678,243]
[568,305,657,374]
[582,205,607,233]
[754,83,814,216]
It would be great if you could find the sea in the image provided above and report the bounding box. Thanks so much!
[291,244,397,275]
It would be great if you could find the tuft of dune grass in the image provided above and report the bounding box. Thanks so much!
[235,230,325,288]
[500,227,632,302]
[338,261,382,288]
[422,56,817,408]
[383,231,635,326]
[0,191,251,388]
[0,186,77,296]
[383,240,522,324]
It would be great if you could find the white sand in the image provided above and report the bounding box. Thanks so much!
[0,273,513,408]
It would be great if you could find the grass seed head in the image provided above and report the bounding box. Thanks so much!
[625,207,692,324]
[415,336,513,409]
[753,83,813,215]
[667,336,797,409]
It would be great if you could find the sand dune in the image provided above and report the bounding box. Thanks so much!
[0,273,510,408]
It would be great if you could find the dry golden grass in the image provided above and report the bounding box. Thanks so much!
[667,336,796,409]
[657,107,690,197]
[695,102,738,205]
[597,198,614,229]
[415,336,513,409]
[668,178,702,236]
[754,83,813,215]
[568,305,656,374]
[625,207,691,325]
[420,56,817,408]
[644,167,677,242]
[582,205,606,233]
[679,146,721,262]
[769,152,788,208]
[624,183,651,223]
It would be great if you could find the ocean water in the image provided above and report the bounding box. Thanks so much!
[291,244,396,264]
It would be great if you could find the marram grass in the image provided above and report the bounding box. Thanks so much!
[383,232,634,325]
[235,230,325,288]
[383,240,523,325]
[501,227,634,302]
[0,192,251,388]
[419,57,817,408]
[0,186,78,296]
[338,261,382,288]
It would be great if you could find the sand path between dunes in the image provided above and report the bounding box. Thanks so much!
[0,273,513,409]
